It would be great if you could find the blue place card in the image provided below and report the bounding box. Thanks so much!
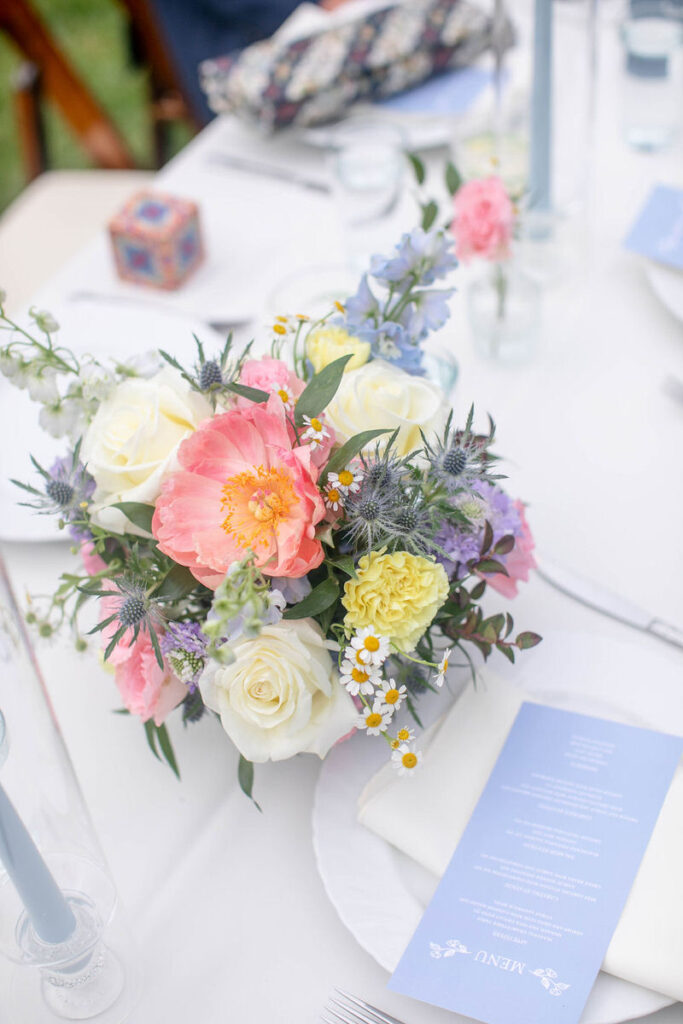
[389,703,682,1024]
[623,185,683,270]
[379,67,495,116]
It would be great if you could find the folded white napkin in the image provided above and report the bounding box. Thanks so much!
[357,674,683,1002]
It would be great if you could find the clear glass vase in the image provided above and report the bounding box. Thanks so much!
[0,557,140,1022]
[466,261,541,364]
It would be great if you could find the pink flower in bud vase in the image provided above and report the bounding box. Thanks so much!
[452,177,514,263]
[483,502,537,599]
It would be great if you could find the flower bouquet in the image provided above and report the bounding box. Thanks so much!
[0,224,539,802]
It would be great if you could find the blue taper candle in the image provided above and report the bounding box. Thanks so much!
[0,781,76,944]
[529,0,553,211]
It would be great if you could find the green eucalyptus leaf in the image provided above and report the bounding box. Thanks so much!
[408,152,426,185]
[283,576,340,620]
[329,555,356,577]
[421,200,438,231]
[497,643,515,664]
[322,429,390,481]
[111,501,155,535]
[494,534,515,556]
[226,382,269,403]
[295,355,352,423]
[238,755,261,811]
[155,723,180,779]
[155,564,198,601]
[445,160,462,196]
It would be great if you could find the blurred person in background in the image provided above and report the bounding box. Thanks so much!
[149,0,354,124]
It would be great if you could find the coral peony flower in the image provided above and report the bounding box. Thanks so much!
[452,176,514,263]
[482,501,536,599]
[152,395,326,587]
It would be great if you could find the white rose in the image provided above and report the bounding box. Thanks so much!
[82,368,210,534]
[199,619,357,763]
[325,359,448,458]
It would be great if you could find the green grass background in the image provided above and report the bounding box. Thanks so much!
[0,0,190,213]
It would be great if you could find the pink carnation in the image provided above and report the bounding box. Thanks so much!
[98,596,185,725]
[238,357,305,410]
[452,176,514,263]
[483,502,536,599]
[80,540,107,576]
[152,394,326,587]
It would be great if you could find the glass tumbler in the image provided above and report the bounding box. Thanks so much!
[0,556,140,1022]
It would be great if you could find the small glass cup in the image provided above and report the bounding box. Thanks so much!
[329,119,406,273]
[619,0,683,151]
[0,557,140,1022]
[467,260,541,365]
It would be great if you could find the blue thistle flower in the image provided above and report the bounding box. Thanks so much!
[423,407,501,495]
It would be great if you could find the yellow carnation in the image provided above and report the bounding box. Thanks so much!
[342,550,449,652]
[306,325,370,375]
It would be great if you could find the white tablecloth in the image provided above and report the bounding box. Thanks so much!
[1,14,683,1024]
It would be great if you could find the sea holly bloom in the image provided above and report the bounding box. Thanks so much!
[348,626,390,667]
[434,648,452,687]
[152,394,326,587]
[357,701,393,736]
[376,678,407,711]
[391,743,422,775]
[339,658,378,696]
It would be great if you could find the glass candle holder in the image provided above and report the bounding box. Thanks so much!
[466,259,541,364]
[0,557,140,1022]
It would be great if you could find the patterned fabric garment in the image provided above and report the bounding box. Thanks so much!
[199,0,514,132]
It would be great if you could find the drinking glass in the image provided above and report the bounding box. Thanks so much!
[619,0,683,150]
[0,556,140,1022]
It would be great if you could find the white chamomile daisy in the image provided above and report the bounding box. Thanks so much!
[434,647,452,688]
[301,415,330,450]
[391,743,422,776]
[349,626,390,667]
[339,659,377,696]
[328,467,362,495]
[324,484,343,512]
[275,386,295,412]
[358,701,393,736]
[377,678,407,711]
[390,726,415,749]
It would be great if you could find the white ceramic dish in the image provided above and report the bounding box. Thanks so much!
[313,631,681,1024]
[0,301,223,543]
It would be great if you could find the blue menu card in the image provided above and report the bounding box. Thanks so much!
[389,703,682,1024]
[623,185,683,270]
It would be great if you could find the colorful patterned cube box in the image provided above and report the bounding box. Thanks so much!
[108,191,204,290]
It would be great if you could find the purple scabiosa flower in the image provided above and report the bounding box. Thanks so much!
[432,521,482,579]
[161,621,208,691]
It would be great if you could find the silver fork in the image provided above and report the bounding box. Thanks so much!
[321,989,407,1024]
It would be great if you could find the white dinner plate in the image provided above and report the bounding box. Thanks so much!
[645,262,683,325]
[312,630,682,1024]
[0,301,224,543]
